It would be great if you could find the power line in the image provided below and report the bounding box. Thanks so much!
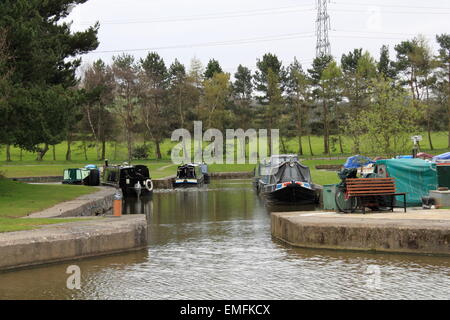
[330,9,450,15]
[79,4,315,26]
[334,29,439,37]
[92,32,315,54]
[331,34,417,40]
[333,1,450,11]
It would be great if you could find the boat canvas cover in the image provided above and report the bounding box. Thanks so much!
[269,162,312,184]
[344,155,374,169]
[433,152,450,161]
[64,169,89,181]
[375,159,437,206]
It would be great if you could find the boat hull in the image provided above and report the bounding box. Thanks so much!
[173,177,205,188]
[260,183,318,204]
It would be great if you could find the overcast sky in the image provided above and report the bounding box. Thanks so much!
[68,0,450,74]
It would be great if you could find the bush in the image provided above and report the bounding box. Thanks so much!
[132,144,149,160]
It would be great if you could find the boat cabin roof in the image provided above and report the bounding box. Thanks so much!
[268,154,299,164]
[178,163,207,168]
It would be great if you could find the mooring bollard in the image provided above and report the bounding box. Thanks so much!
[113,189,123,217]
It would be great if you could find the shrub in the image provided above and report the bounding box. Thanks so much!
[132,144,150,160]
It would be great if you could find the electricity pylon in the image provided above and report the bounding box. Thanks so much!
[316,0,331,57]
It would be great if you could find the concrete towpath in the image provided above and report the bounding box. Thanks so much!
[25,187,116,219]
[272,209,450,256]
[0,215,148,272]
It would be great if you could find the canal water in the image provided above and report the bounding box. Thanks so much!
[0,179,449,299]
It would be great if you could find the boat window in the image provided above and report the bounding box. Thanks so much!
[261,175,270,184]
[177,166,196,179]
[274,163,311,184]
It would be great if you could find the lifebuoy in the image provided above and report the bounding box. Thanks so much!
[144,179,153,192]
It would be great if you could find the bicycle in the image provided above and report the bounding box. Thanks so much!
[335,168,359,213]
[335,184,358,213]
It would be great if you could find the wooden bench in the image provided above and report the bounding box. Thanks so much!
[346,178,407,214]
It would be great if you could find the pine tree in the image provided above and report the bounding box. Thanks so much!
[204,59,223,79]
[0,0,99,156]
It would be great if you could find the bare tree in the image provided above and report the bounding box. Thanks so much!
[81,60,115,160]
[111,54,139,161]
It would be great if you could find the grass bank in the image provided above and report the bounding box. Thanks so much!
[0,217,84,233]
[0,179,96,218]
[0,161,340,185]
[0,161,178,179]
[0,179,97,233]
[1,131,448,163]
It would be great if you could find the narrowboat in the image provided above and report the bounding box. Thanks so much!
[62,165,100,186]
[173,163,209,188]
[254,155,319,204]
[101,161,153,196]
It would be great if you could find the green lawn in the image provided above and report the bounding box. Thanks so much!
[5,131,444,184]
[0,179,99,233]
[1,131,449,163]
[0,159,341,185]
[0,179,96,218]
[0,217,85,233]
[0,161,178,179]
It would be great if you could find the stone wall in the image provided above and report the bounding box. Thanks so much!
[272,212,450,256]
[0,216,148,272]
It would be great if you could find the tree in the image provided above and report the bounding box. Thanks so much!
[168,59,188,128]
[394,37,430,100]
[11,86,83,160]
[341,49,363,74]
[168,59,199,158]
[0,0,99,155]
[341,50,377,113]
[350,77,424,157]
[254,53,286,103]
[139,52,169,159]
[188,57,204,120]
[395,36,437,149]
[112,54,139,161]
[378,45,396,80]
[308,55,333,154]
[340,51,377,153]
[0,28,13,161]
[80,59,116,160]
[321,61,344,153]
[286,59,311,155]
[189,57,204,89]
[204,59,223,79]
[436,34,450,147]
[264,69,284,154]
[201,72,232,131]
[232,65,253,130]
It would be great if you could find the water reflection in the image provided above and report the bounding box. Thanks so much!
[0,179,449,300]
[122,194,153,217]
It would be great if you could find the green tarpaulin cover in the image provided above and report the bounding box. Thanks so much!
[375,159,437,206]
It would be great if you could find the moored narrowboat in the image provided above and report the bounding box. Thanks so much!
[62,165,100,186]
[173,163,209,188]
[101,161,153,196]
[254,155,319,204]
